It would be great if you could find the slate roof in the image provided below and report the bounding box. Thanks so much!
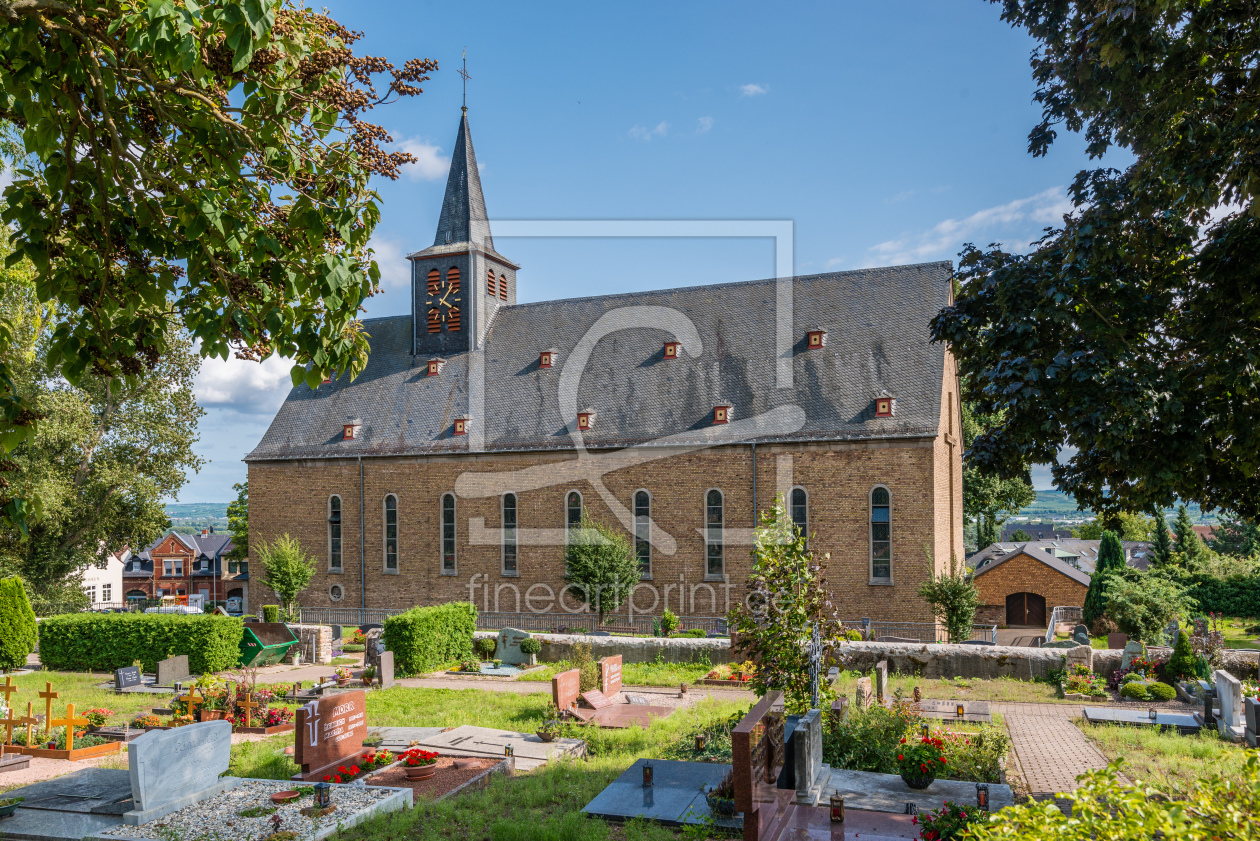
[246,261,953,461]
[429,112,492,252]
[968,539,1154,576]
[138,532,234,561]
[971,546,1093,587]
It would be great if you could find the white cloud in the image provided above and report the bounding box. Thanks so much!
[629,122,669,141]
[696,116,714,134]
[825,257,845,269]
[867,186,1073,266]
[397,137,449,181]
[369,237,410,290]
[740,83,768,97]
[194,351,295,416]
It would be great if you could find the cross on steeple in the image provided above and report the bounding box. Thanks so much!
[457,49,470,111]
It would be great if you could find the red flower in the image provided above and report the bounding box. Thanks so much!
[897,754,903,761]
[920,763,927,772]
[350,766,361,775]
[332,775,342,783]
[939,757,946,764]
[323,775,331,782]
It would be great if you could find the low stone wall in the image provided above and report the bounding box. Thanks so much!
[284,624,333,665]
[835,641,1068,681]
[1094,646,1259,680]
[472,630,732,665]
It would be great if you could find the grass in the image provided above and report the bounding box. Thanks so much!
[213,685,746,841]
[831,669,1070,704]
[0,669,178,725]
[516,660,715,687]
[1077,720,1250,791]
[1217,616,1260,650]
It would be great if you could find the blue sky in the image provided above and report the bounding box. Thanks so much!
[185,0,1121,503]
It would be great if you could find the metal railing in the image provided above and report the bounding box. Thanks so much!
[297,607,409,627]
[1045,606,1084,644]
[474,611,729,636]
[868,621,997,645]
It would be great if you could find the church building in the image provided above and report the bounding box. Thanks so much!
[246,110,964,625]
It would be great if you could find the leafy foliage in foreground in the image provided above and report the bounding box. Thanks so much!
[932,2,1260,519]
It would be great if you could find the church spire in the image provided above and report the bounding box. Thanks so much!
[433,113,493,251]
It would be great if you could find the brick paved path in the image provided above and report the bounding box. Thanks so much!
[994,703,1115,797]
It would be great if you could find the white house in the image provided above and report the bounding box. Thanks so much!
[82,547,128,608]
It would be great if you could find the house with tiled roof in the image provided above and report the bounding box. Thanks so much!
[124,528,247,611]
[245,109,965,625]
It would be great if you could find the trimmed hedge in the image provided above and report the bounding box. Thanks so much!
[1184,574,1260,616]
[39,613,244,674]
[383,601,476,676]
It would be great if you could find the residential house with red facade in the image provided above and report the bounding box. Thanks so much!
[122,528,250,612]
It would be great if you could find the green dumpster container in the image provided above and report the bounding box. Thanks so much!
[239,622,299,666]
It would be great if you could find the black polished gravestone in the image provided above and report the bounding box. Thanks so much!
[1082,706,1201,735]
[114,666,141,691]
[0,767,133,841]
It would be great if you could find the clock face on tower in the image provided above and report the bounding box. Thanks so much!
[425,267,462,333]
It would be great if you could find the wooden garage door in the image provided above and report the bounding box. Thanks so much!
[1005,592,1047,627]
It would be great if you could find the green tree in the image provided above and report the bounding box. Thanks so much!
[963,400,1035,550]
[0,237,200,611]
[1106,573,1193,646]
[255,534,314,621]
[930,2,1260,521]
[563,516,641,625]
[1166,622,1197,681]
[225,482,248,564]
[1083,531,1125,626]
[0,576,37,670]
[728,495,843,714]
[916,550,980,643]
[1010,529,1032,543]
[1171,504,1209,570]
[1073,512,1154,542]
[1211,516,1260,558]
[0,0,438,532]
[1149,510,1173,570]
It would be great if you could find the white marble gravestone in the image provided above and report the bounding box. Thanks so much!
[1214,670,1245,741]
[874,660,888,702]
[126,720,235,824]
[793,709,827,805]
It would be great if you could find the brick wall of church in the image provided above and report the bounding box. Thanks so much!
[249,432,961,625]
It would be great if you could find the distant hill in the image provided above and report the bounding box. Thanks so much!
[1016,490,1220,524]
[164,502,228,533]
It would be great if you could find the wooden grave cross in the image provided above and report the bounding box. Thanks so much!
[0,675,17,708]
[1,704,18,744]
[21,702,36,747]
[52,703,89,752]
[178,686,203,722]
[39,682,59,735]
[238,692,258,728]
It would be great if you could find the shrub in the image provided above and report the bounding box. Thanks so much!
[936,724,1010,783]
[262,605,280,624]
[1119,681,1151,700]
[0,577,38,671]
[1121,672,1144,684]
[677,628,706,638]
[1106,572,1193,644]
[382,601,476,676]
[917,800,983,841]
[1084,531,1126,625]
[564,516,641,623]
[570,642,599,692]
[661,609,681,636]
[1167,624,1197,681]
[519,638,542,655]
[823,702,920,774]
[38,613,243,673]
[474,636,497,658]
[1147,682,1176,701]
[1089,615,1118,636]
[916,552,980,643]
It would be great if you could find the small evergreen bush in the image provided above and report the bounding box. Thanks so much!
[474,637,498,658]
[382,601,476,675]
[660,609,681,636]
[1121,672,1144,684]
[1167,624,1197,680]
[262,605,280,624]
[1147,682,1176,701]
[519,638,542,655]
[0,577,38,671]
[38,613,243,673]
[1119,681,1151,700]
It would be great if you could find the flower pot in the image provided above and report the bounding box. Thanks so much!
[705,792,736,816]
[404,764,436,781]
[362,678,374,687]
[0,800,22,818]
[336,678,349,687]
[900,772,936,790]
[536,730,557,743]
[199,710,223,721]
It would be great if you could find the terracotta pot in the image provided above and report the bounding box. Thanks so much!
[404,764,436,780]
[336,678,349,687]
[199,710,223,721]
[362,678,374,687]
[900,772,935,790]
[536,730,557,743]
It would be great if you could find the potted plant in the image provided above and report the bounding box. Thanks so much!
[0,796,24,818]
[401,748,439,780]
[492,659,502,669]
[895,733,947,790]
[361,666,376,687]
[199,694,225,721]
[131,713,163,731]
[536,719,562,743]
[519,637,542,666]
[914,799,981,841]
[83,708,113,732]
[334,666,352,686]
[705,769,737,816]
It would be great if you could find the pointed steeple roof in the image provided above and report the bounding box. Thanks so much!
[433,111,493,251]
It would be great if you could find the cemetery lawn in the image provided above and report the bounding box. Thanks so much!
[1218,616,1260,650]
[225,686,745,841]
[1078,721,1249,791]
[515,660,714,687]
[0,670,177,724]
[831,670,1070,704]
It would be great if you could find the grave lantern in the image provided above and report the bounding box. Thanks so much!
[694,733,707,752]
[1149,707,1158,721]
[504,744,513,758]
[642,761,654,787]
[314,782,332,808]
[956,703,965,717]
[920,722,930,738]
[829,792,845,823]
[976,783,989,811]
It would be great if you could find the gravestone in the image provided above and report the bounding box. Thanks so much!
[1107,632,1129,651]
[156,655,190,686]
[364,628,385,675]
[330,624,343,641]
[732,691,790,841]
[1073,623,1089,639]
[1065,644,1093,672]
[378,650,395,689]
[1214,670,1245,740]
[1073,630,1091,646]
[855,676,873,710]
[495,627,532,666]
[580,690,613,710]
[1202,685,1218,728]
[552,668,581,712]
[793,708,826,806]
[829,697,848,729]
[874,660,888,702]
[126,720,234,824]
[1245,697,1260,748]
[114,666,142,690]
[601,655,623,697]
[294,690,370,781]
[1121,641,1145,670]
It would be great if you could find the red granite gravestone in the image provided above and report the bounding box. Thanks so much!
[552,668,581,712]
[293,690,371,781]
[600,655,622,696]
[580,690,613,710]
[732,690,791,841]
